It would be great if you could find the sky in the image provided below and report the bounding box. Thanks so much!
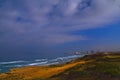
[0,0,120,61]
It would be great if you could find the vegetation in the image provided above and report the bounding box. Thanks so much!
[0,52,120,80]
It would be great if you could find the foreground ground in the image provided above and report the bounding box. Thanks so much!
[0,52,120,80]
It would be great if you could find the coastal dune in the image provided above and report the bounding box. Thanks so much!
[0,52,120,80]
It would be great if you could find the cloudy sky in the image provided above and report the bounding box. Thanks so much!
[0,0,120,61]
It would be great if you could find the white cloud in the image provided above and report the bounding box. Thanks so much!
[0,0,120,45]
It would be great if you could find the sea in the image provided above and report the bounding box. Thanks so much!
[0,54,84,74]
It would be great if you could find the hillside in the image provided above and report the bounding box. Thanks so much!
[0,52,120,80]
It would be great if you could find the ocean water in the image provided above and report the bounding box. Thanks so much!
[0,54,84,74]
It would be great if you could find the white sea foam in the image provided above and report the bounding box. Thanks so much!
[0,61,26,65]
[55,55,82,61]
[34,59,47,62]
[45,62,59,66]
[49,55,80,62]
[5,65,24,67]
[28,61,48,66]
[48,59,58,62]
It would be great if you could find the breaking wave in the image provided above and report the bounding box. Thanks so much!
[0,54,84,73]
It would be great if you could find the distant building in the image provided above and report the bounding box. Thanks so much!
[74,52,81,55]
